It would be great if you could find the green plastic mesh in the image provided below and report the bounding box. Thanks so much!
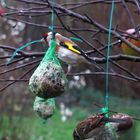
[90,124,117,140]
[105,123,118,140]
[29,39,67,99]
[33,96,55,120]
[41,40,60,65]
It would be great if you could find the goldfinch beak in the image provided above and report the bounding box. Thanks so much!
[40,38,45,42]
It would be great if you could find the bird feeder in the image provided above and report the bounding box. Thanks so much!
[33,96,55,120]
[29,40,67,99]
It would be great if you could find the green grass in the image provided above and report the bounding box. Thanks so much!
[1,87,140,140]
[1,107,140,140]
[0,108,89,140]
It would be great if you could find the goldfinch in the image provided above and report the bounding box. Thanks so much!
[42,32,102,72]
[121,29,140,56]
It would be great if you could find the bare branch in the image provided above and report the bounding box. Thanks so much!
[0,64,38,92]
[68,72,138,82]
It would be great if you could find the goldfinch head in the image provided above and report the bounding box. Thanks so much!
[42,32,62,45]
[43,32,53,43]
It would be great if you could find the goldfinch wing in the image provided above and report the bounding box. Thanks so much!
[59,41,87,56]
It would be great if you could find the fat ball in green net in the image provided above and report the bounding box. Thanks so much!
[33,96,55,120]
[29,40,67,99]
[87,124,117,140]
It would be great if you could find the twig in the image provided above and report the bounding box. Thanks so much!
[0,79,29,82]
[0,59,41,75]
[68,72,138,82]
[0,64,38,92]
[93,103,140,121]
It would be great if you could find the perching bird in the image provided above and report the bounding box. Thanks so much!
[121,28,140,56]
[42,32,102,73]
[73,113,128,140]
[73,113,106,140]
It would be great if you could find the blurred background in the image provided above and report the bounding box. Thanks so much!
[0,0,140,140]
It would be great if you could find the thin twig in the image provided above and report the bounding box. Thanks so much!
[0,59,41,75]
[68,72,138,82]
[0,64,38,92]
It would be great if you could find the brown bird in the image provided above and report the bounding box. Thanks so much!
[73,113,123,140]
[73,113,105,140]
[73,113,133,140]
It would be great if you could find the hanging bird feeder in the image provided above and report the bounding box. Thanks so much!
[29,40,67,99]
[33,96,55,120]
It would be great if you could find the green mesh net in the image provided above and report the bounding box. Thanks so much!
[33,96,55,120]
[29,39,67,99]
[41,39,60,65]
[103,124,118,140]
